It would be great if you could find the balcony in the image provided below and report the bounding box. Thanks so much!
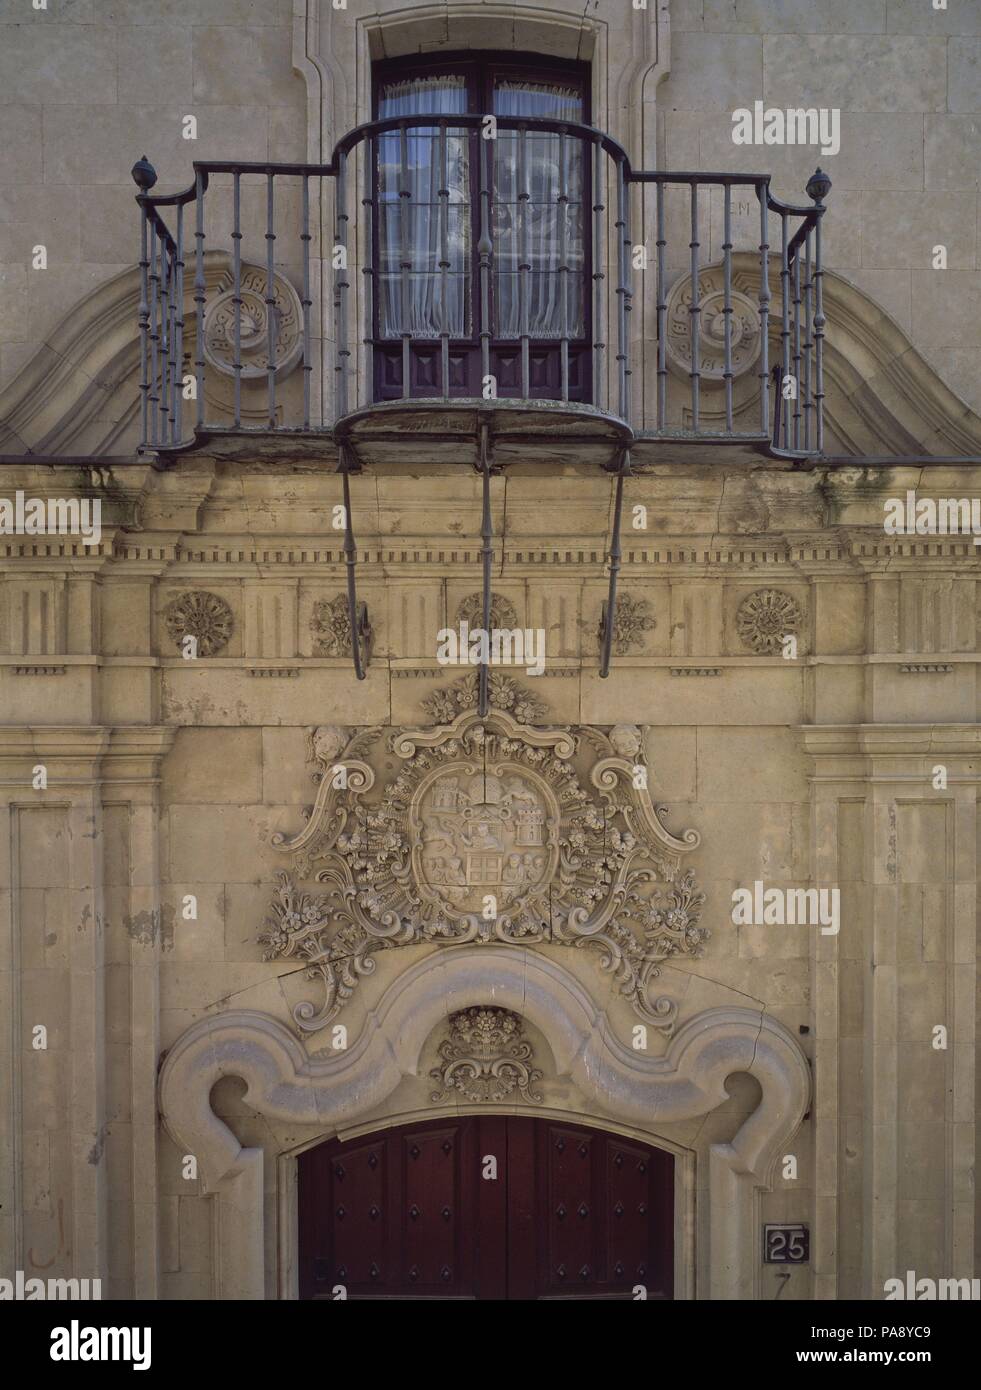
[133,115,830,466]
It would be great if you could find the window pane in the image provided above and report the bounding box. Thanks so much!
[380,205,470,272]
[492,202,583,273]
[378,131,470,201]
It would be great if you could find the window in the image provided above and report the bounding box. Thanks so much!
[372,53,591,402]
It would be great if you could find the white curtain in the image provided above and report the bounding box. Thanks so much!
[377,77,470,339]
[492,82,585,340]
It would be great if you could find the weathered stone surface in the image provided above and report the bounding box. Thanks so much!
[0,0,978,1309]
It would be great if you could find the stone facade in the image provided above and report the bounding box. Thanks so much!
[1,0,980,1302]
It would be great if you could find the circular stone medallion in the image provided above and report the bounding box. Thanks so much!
[665,266,762,381]
[203,264,303,380]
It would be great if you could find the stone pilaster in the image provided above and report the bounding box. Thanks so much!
[801,724,979,1298]
[0,725,173,1293]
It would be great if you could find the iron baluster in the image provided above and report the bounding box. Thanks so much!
[723,183,734,432]
[656,178,667,430]
[265,172,277,427]
[361,139,374,417]
[438,120,450,401]
[137,203,150,447]
[335,151,350,420]
[194,167,205,432]
[159,233,170,446]
[622,172,633,424]
[174,206,185,444]
[131,156,158,450]
[148,218,159,447]
[301,173,312,429]
[518,123,530,399]
[792,245,802,450]
[398,123,411,399]
[164,240,176,444]
[689,182,701,433]
[592,134,605,412]
[478,131,492,388]
[614,157,628,422]
[232,171,242,427]
[758,182,770,436]
[803,230,814,452]
[558,126,570,403]
[779,212,791,450]
[806,167,831,456]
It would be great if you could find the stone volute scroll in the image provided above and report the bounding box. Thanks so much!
[262,706,706,1039]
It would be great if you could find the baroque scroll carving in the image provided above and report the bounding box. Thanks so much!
[261,707,705,1039]
[259,711,703,1039]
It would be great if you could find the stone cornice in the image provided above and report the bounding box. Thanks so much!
[3,533,977,575]
[798,723,981,780]
[0,724,175,785]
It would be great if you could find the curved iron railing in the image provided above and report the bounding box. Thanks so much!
[133,116,829,455]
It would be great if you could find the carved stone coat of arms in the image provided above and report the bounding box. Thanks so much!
[261,702,707,1038]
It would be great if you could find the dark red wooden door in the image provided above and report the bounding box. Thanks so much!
[298,1116,673,1299]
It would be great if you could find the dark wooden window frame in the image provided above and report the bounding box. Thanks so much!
[371,51,593,403]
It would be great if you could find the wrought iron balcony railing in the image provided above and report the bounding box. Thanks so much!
[132,116,829,458]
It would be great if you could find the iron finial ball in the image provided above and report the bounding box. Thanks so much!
[806,167,832,204]
[131,156,158,192]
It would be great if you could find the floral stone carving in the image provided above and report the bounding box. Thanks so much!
[736,588,803,655]
[422,671,547,725]
[429,1007,543,1104]
[453,591,519,630]
[310,595,351,656]
[163,590,233,656]
[260,710,706,1039]
[607,592,656,654]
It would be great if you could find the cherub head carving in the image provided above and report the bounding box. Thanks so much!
[609,724,643,759]
[312,725,349,765]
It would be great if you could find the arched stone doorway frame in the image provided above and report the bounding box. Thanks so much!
[159,946,810,1300]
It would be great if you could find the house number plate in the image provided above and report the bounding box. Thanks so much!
[762,1223,809,1264]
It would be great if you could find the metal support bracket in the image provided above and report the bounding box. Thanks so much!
[599,445,633,679]
[337,440,372,680]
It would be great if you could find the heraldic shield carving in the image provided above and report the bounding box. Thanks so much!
[262,703,707,1038]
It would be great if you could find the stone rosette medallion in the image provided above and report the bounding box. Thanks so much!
[262,701,707,1039]
[203,263,303,380]
[665,261,762,382]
